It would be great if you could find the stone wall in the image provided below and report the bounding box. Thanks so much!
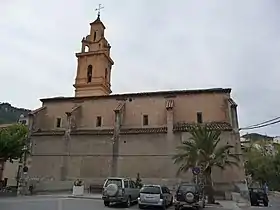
[29,130,245,192]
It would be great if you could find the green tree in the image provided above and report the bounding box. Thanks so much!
[0,123,28,180]
[173,125,240,204]
[244,142,280,190]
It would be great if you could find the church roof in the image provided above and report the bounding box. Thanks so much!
[40,88,231,103]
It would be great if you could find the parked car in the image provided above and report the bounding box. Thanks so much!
[102,177,140,207]
[138,184,173,209]
[249,186,269,207]
[174,182,205,210]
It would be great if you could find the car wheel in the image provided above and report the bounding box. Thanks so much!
[251,201,256,206]
[161,201,166,210]
[125,196,131,208]
[263,199,269,207]
[138,204,144,209]
[104,201,109,206]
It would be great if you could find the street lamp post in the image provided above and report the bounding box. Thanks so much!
[17,117,33,195]
[17,145,29,195]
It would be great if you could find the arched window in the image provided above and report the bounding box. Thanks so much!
[87,65,93,83]
[105,68,108,82]
[93,31,97,41]
[84,45,89,52]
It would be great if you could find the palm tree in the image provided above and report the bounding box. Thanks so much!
[173,125,240,204]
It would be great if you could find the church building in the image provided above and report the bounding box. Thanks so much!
[28,13,246,192]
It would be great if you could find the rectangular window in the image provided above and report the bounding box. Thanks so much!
[129,181,136,188]
[143,115,149,126]
[56,118,62,128]
[96,116,102,127]
[124,180,128,188]
[197,112,203,123]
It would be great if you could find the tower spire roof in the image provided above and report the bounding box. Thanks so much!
[90,4,105,29]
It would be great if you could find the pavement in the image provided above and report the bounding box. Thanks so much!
[1,192,278,210]
[240,195,280,210]
[0,193,233,210]
[0,196,232,210]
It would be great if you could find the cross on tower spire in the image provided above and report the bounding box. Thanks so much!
[95,4,104,18]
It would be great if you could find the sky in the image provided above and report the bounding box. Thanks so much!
[0,0,280,136]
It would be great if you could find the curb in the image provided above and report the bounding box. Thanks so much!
[236,202,251,208]
[205,204,222,208]
[272,191,280,196]
[68,195,102,200]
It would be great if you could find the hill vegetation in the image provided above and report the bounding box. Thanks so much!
[0,103,30,124]
[241,133,273,141]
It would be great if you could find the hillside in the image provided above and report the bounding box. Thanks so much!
[0,103,30,124]
[241,133,273,141]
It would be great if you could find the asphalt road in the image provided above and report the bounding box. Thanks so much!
[0,197,225,210]
[241,196,280,210]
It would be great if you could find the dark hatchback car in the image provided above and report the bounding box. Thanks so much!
[174,182,205,210]
[249,186,269,207]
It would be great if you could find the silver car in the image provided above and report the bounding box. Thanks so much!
[102,177,140,207]
[138,185,173,209]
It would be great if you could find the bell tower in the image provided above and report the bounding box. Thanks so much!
[74,5,114,97]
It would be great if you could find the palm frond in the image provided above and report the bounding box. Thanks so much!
[173,124,240,177]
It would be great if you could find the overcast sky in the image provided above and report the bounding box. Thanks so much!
[1,0,279,136]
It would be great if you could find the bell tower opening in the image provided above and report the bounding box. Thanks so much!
[93,31,97,41]
[87,65,93,83]
[73,4,114,97]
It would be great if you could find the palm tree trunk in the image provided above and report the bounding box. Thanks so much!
[205,168,215,204]
[0,159,5,181]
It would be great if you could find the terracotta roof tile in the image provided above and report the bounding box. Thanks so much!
[31,123,231,136]
[120,127,167,134]
[173,122,232,131]
[66,105,81,116]
[29,106,46,115]
[32,130,65,136]
[165,99,174,109]
[32,127,167,136]
[71,105,81,113]
[114,102,125,112]
[228,98,237,107]
[71,129,114,135]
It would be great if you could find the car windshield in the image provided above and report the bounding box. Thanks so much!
[179,185,197,192]
[105,179,122,188]
[140,186,161,194]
